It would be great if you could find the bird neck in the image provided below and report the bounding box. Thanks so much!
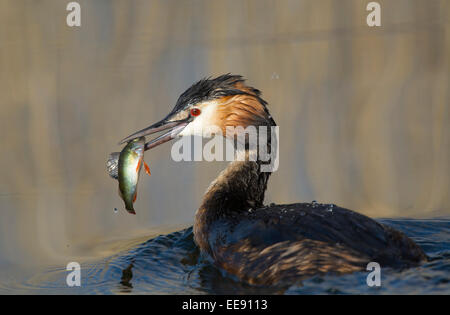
[203,157,271,214]
[193,103,277,252]
[194,152,272,253]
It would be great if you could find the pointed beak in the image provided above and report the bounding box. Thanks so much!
[119,114,191,151]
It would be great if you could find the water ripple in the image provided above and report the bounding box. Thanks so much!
[3,218,449,294]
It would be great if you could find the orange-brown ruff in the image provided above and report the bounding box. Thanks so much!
[123,74,427,286]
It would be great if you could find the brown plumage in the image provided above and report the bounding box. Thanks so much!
[216,94,271,132]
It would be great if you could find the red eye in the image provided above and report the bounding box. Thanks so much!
[190,108,201,116]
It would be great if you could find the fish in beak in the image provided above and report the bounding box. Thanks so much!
[106,113,191,211]
[107,110,191,182]
[116,137,150,214]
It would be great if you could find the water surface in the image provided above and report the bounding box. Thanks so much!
[1,217,448,294]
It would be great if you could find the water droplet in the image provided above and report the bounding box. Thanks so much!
[326,204,334,213]
[271,72,279,80]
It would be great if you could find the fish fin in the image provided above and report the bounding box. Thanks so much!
[133,191,137,203]
[136,159,142,172]
[144,161,151,176]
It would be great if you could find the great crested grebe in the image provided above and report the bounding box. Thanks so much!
[119,74,426,285]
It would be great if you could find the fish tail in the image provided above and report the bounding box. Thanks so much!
[125,202,136,215]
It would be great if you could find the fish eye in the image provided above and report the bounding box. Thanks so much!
[190,108,201,117]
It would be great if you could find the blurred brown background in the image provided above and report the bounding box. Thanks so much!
[0,0,448,272]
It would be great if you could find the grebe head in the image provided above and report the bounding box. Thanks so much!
[119,74,275,150]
